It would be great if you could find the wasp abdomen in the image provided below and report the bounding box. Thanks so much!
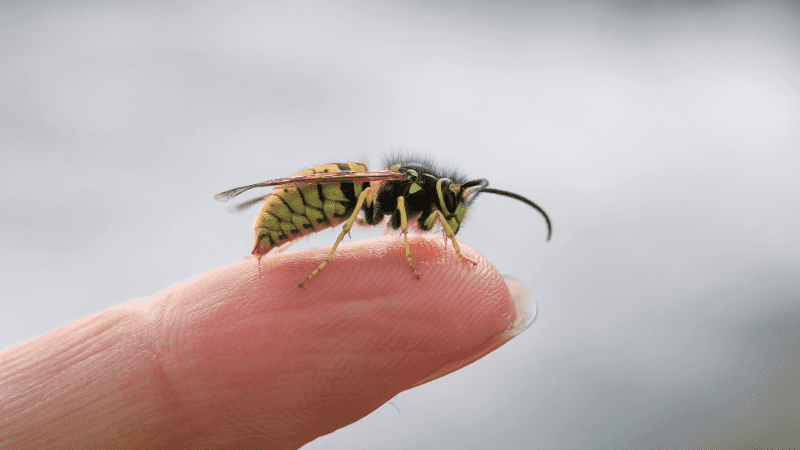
[251,162,368,257]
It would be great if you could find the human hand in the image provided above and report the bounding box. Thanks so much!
[1,234,535,449]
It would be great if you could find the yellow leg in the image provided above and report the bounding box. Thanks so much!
[426,210,477,266]
[299,187,373,288]
[397,196,421,279]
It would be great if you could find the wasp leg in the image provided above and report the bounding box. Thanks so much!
[299,187,374,289]
[424,210,477,266]
[397,196,421,280]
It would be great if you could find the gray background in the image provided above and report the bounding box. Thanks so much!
[2,1,799,449]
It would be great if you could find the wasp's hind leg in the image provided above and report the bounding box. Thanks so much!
[397,196,421,280]
[299,187,374,289]
[423,211,477,266]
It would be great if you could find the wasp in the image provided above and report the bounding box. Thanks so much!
[214,155,552,288]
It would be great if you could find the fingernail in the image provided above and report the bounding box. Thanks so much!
[498,275,538,341]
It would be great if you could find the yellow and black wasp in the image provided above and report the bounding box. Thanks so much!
[214,154,552,288]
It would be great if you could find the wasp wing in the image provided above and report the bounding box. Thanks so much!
[228,195,269,212]
[214,170,404,202]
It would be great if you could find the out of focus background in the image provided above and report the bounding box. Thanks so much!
[2,1,799,448]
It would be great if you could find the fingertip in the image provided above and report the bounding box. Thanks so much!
[241,234,518,339]
[259,234,522,384]
[144,235,526,446]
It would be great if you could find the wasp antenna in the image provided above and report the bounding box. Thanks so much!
[462,179,488,189]
[480,188,552,241]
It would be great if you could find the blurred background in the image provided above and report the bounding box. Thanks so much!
[2,1,799,448]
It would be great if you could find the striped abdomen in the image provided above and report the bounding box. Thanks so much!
[251,162,369,257]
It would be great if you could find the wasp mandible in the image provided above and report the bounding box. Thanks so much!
[214,155,552,288]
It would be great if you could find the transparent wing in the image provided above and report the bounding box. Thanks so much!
[213,170,404,202]
[228,195,269,212]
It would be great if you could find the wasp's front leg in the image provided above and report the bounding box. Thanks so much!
[423,210,477,266]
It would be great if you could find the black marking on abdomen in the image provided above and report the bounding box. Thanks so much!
[340,182,356,203]
[315,184,331,226]
[333,186,357,219]
[294,188,315,230]
[275,195,302,235]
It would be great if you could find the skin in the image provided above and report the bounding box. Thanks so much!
[1,234,528,449]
